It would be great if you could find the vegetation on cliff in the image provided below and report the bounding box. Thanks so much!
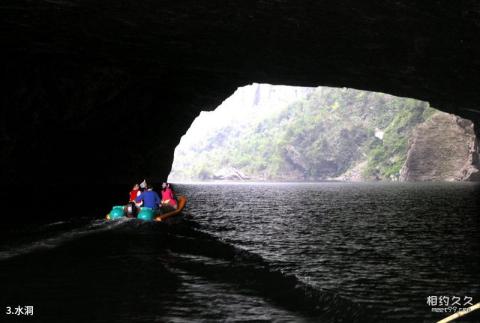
[169,84,436,181]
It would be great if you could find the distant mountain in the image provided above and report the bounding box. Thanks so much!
[169,84,479,182]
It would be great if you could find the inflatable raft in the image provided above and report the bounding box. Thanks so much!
[106,195,187,222]
[155,195,187,222]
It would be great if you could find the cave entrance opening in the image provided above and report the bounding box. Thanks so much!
[168,83,478,183]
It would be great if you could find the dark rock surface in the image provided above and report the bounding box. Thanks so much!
[2,1,480,198]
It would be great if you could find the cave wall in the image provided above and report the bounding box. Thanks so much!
[2,1,480,193]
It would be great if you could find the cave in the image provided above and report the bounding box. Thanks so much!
[2,1,480,219]
[3,3,480,322]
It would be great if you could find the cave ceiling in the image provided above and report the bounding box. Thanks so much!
[2,0,480,185]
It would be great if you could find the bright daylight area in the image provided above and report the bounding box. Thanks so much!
[170,83,478,183]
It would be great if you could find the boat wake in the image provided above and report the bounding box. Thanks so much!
[159,222,369,322]
[1,216,368,321]
[0,217,132,261]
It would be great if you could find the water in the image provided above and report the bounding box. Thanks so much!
[1,182,479,322]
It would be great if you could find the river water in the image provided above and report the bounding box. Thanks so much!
[1,182,479,322]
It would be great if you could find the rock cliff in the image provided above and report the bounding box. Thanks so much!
[400,113,480,181]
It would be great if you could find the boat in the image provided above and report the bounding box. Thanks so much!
[106,195,187,222]
[154,195,187,222]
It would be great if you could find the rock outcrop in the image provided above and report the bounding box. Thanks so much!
[400,113,480,181]
[213,167,250,181]
[334,161,368,182]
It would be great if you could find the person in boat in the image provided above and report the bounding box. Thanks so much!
[161,182,177,211]
[139,179,148,191]
[125,183,141,217]
[135,184,161,209]
[129,183,141,202]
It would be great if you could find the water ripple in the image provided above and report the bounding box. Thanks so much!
[179,182,480,322]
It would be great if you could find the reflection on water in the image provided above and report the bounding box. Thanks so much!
[1,182,479,322]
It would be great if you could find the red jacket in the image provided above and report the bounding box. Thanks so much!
[129,189,140,202]
[161,188,177,207]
